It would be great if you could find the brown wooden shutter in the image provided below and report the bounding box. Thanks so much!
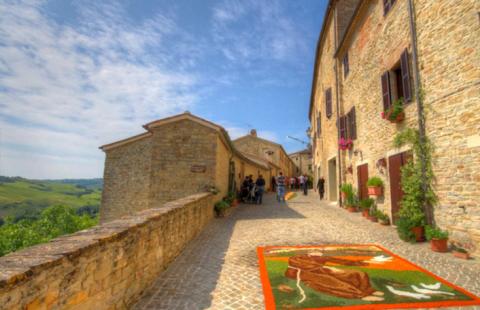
[317,112,321,135]
[400,49,412,102]
[381,72,391,111]
[326,88,332,118]
[383,0,391,15]
[339,116,347,139]
[350,107,357,140]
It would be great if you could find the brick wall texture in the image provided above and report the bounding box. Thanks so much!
[0,193,214,310]
[310,0,480,255]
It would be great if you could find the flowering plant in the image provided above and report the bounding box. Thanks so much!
[338,137,353,150]
[384,98,404,122]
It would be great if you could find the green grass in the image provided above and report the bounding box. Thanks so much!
[0,177,102,220]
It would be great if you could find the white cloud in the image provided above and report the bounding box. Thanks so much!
[211,0,307,64]
[0,1,199,178]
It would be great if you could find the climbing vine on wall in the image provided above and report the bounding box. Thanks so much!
[393,128,437,226]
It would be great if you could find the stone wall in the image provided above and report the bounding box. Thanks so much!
[215,136,232,199]
[149,120,218,207]
[311,6,340,202]
[310,0,480,255]
[336,0,417,219]
[0,193,214,310]
[415,0,480,254]
[100,137,152,223]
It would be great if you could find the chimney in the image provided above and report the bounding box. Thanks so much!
[250,129,257,137]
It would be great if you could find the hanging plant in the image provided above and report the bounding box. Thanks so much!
[382,98,405,123]
[338,138,353,151]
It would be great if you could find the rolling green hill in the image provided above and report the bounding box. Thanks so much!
[0,176,102,222]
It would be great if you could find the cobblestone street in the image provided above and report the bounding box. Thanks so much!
[133,193,480,310]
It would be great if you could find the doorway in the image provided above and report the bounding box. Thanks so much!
[388,152,412,224]
[328,158,337,201]
[357,164,369,200]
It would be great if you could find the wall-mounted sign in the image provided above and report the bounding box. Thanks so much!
[191,165,207,173]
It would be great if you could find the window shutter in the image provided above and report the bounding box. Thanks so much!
[350,107,357,140]
[339,116,347,139]
[381,72,391,111]
[400,49,412,102]
[383,0,391,15]
[326,88,332,118]
[343,53,349,77]
[317,112,321,135]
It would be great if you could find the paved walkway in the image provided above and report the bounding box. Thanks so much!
[133,193,480,310]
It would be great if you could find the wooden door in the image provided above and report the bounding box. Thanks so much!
[388,152,411,224]
[357,164,369,200]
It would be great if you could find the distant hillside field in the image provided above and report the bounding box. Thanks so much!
[0,176,102,221]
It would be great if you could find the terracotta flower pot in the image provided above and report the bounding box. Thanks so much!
[430,238,448,253]
[347,206,357,212]
[453,251,470,260]
[367,186,383,196]
[362,210,369,217]
[368,216,378,222]
[388,111,405,123]
[411,226,425,242]
[341,192,347,200]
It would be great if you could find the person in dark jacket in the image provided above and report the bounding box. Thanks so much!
[317,177,325,200]
[255,175,266,204]
[271,175,276,192]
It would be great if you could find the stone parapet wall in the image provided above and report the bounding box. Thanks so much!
[0,193,213,310]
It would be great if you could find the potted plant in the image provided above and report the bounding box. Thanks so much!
[345,193,358,212]
[227,191,238,207]
[376,211,390,225]
[359,198,374,217]
[368,204,378,222]
[214,200,230,218]
[426,225,449,253]
[367,177,384,196]
[340,183,353,200]
[451,245,470,260]
[382,98,405,123]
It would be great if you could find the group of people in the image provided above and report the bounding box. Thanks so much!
[240,174,266,204]
[240,173,326,204]
[272,173,311,196]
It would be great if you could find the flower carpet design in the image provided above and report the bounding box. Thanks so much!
[258,244,480,309]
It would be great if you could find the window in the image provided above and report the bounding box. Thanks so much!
[343,52,349,78]
[381,49,412,111]
[347,107,357,140]
[316,112,321,135]
[339,107,357,140]
[325,88,332,118]
[383,0,397,15]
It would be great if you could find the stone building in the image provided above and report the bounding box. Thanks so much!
[233,130,296,180]
[289,148,313,176]
[309,0,480,255]
[99,112,271,223]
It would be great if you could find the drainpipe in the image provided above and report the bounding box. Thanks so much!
[333,7,343,205]
[407,0,433,225]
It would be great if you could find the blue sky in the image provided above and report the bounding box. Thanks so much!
[0,0,327,179]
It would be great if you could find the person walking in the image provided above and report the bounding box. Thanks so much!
[302,174,308,195]
[271,175,276,193]
[299,175,305,192]
[290,176,296,191]
[276,172,286,202]
[255,175,266,204]
[317,176,325,200]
